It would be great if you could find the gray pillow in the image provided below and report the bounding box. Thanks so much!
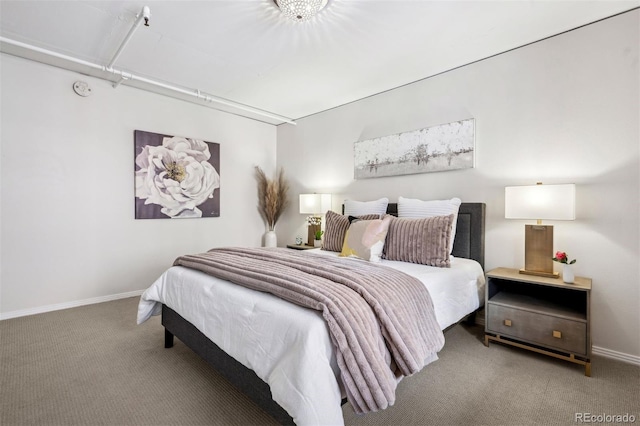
[398,196,461,255]
[383,214,454,267]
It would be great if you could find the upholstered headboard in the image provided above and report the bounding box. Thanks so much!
[451,203,485,269]
[342,202,486,269]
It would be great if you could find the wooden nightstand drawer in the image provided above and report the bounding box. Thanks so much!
[487,304,587,355]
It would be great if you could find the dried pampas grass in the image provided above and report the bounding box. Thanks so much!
[255,166,289,231]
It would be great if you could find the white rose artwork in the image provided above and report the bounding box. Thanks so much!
[135,131,220,219]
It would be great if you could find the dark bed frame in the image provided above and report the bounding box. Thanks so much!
[162,202,485,425]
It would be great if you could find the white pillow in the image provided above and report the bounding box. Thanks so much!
[344,197,389,216]
[397,196,462,254]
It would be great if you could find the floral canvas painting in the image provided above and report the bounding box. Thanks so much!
[134,130,220,219]
[354,119,475,179]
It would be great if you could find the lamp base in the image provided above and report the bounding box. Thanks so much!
[522,224,556,277]
[519,269,559,278]
[307,224,320,246]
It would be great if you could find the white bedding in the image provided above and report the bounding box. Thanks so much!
[137,249,485,426]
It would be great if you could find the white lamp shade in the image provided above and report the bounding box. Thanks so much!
[505,184,575,220]
[299,193,332,215]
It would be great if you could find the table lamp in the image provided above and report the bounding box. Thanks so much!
[299,193,332,246]
[505,183,575,277]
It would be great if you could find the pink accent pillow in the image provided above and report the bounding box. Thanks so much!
[322,210,381,252]
[340,216,392,262]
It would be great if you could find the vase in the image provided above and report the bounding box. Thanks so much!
[314,239,322,248]
[264,230,277,248]
[562,264,575,284]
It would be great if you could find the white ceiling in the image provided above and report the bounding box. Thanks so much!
[1,1,638,125]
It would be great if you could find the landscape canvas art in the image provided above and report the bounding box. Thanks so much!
[354,119,475,179]
[134,130,220,219]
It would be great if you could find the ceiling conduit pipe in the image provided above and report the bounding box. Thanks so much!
[107,5,151,70]
[0,37,297,125]
[112,72,132,89]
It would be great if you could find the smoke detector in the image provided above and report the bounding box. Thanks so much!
[73,81,92,97]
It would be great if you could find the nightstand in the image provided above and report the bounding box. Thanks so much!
[286,244,317,250]
[484,267,592,376]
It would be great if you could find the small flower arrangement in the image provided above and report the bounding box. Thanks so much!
[553,251,576,265]
[307,216,321,226]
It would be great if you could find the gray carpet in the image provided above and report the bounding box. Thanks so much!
[1,297,638,425]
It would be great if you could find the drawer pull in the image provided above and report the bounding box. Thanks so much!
[504,319,512,327]
[553,330,562,339]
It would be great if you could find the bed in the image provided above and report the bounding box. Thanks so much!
[137,202,485,425]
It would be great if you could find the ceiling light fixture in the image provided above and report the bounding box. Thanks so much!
[276,0,328,21]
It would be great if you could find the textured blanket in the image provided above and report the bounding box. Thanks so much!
[173,247,445,414]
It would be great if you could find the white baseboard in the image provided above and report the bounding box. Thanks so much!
[592,345,640,366]
[0,290,145,320]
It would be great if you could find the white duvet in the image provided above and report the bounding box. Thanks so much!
[137,250,485,426]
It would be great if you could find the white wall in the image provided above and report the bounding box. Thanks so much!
[276,11,639,359]
[0,55,277,316]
